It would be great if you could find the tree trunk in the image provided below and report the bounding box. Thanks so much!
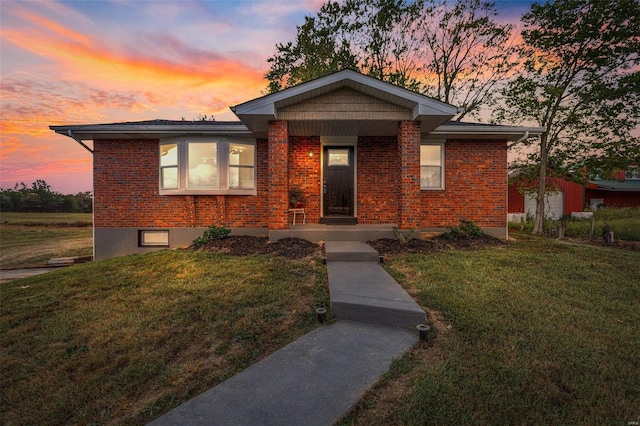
[533,133,547,235]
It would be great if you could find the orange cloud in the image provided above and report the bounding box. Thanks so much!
[2,13,266,96]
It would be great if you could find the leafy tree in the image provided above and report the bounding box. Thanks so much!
[265,0,514,119]
[0,180,93,213]
[0,194,13,211]
[265,1,359,93]
[344,0,425,90]
[497,0,640,234]
[420,0,517,120]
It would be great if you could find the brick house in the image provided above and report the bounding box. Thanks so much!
[51,70,544,259]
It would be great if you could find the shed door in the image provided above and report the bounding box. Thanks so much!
[323,146,354,217]
[525,192,564,219]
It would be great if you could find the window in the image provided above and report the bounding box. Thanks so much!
[420,143,444,189]
[159,139,256,195]
[327,149,350,166]
[139,230,169,247]
[188,142,218,189]
[160,143,178,189]
[229,144,255,189]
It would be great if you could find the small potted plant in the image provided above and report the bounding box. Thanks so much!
[289,185,306,208]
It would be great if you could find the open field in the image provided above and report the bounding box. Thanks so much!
[0,213,93,268]
[1,212,93,225]
[1,250,329,425]
[340,232,640,425]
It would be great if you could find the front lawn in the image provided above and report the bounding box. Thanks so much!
[341,233,640,425]
[1,250,328,425]
[3,233,638,425]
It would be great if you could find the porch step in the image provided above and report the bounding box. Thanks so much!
[325,241,379,262]
[269,224,396,242]
[325,242,427,329]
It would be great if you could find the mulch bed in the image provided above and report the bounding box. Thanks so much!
[193,236,323,260]
[368,234,506,256]
[193,234,506,259]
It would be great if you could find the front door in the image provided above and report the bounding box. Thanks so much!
[323,146,355,220]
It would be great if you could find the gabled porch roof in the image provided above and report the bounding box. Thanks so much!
[231,69,462,137]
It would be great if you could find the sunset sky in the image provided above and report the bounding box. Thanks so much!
[0,0,531,194]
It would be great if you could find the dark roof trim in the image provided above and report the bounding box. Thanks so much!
[587,180,640,192]
[49,120,252,141]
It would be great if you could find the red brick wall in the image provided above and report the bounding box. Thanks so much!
[398,121,422,229]
[357,137,399,224]
[93,136,508,231]
[289,137,321,223]
[420,140,507,228]
[93,139,268,228]
[268,121,289,230]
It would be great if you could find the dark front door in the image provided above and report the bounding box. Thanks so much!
[323,146,355,219]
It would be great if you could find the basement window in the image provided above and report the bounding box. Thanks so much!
[139,230,169,247]
[159,138,256,195]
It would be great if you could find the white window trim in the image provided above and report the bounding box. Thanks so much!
[139,229,169,247]
[420,141,445,190]
[159,137,257,195]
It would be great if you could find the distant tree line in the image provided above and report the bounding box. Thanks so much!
[0,180,92,213]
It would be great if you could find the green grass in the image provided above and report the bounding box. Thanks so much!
[0,213,93,268]
[341,233,640,425]
[510,207,640,240]
[1,250,329,425]
[0,212,92,225]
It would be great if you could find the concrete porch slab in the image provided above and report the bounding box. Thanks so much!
[269,224,396,242]
[325,241,379,262]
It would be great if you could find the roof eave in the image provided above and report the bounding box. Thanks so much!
[427,125,546,141]
[49,124,253,141]
[232,69,459,135]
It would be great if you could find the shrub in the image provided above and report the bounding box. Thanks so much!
[192,225,230,247]
[444,219,484,239]
[392,226,416,244]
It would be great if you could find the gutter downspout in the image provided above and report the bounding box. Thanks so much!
[508,131,529,149]
[68,130,94,154]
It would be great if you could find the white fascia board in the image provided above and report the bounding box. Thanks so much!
[412,103,458,120]
[232,102,277,118]
[428,124,546,140]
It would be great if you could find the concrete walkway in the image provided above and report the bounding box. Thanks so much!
[148,241,426,426]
